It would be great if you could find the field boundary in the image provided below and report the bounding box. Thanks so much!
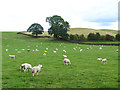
[17,32,120,46]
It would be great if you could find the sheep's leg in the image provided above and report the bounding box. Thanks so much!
[37,72,39,76]
[32,73,34,77]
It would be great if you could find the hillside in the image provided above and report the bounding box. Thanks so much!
[68,28,118,37]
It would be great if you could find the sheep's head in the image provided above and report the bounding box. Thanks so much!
[39,64,43,68]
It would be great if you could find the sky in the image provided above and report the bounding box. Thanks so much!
[0,0,119,31]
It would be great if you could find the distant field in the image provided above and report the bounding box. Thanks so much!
[68,28,118,37]
[2,32,118,88]
[22,28,118,37]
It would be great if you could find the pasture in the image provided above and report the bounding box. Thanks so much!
[2,32,118,88]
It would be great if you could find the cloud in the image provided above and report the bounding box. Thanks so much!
[0,0,118,31]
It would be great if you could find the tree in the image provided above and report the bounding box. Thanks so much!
[95,32,101,41]
[115,34,120,41]
[79,34,86,41]
[87,33,96,41]
[105,34,114,41]
[46,15,70,40]
[27,23,44,37]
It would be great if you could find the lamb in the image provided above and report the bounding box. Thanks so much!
[32,64,43,77]
[101,58,107,64]
[63,55,67,58]
[53,51,56,53]
[20,63,32,72]
[9,55,15,59]
[64,58,71,65]
[63,50,66,53]
[97,58,102,61]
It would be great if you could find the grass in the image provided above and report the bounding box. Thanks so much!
[2,32,118,88]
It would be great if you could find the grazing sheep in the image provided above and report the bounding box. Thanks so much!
[101,58,107,64]
[6,49,8,52]
[99,47,102,50]
[116,49,119,52]
[9,55,15,59]
[32,64,43,77]
[21,49,25,51]
[56,48,58,51]
[80,49,83,52]
[63,50,66,53]
[46,48,48,50]
[43,53,46,56]
[36,49,39,51]
[53,51,56,53]
[97,58,102,61]
[27,49,30,52]
[20,63,32,72]
[44,51,47,53]
[64,58,71,65]
[63,55,67,58]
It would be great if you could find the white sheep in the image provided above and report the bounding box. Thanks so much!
[43,53,46,56]
[21,49,25,51]
[87,48,89,50]
[64,58,71,65]
[99,47,102,50]
[44,51,47,53]
[80,49,83,52]
[46,48,48,50]
[32,64,43,77]
[15,49,18,51]
[73,48,76,50]
[17,51,21,53]
[6,49,8,52]
[116,49,119,52]
[53,51,56,53]
[36,49,39,51]
[97,58,102,61]
[101,58,107,64]
[20,63,32,72]
[63,50,66,53]
[9,55,15,59]
[63,55,67,58]
[56,48,58,51]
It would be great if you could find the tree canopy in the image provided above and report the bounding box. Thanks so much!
[27,23,44,37]
[46,15,70,39]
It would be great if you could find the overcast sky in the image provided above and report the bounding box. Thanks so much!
[0,0,119,31]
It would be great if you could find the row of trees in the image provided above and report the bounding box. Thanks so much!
[27,15,120,41]
[69,33,120,41]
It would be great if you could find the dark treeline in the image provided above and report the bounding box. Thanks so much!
[67,33,120,41]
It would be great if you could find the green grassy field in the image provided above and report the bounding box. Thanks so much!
[2,32,118,88]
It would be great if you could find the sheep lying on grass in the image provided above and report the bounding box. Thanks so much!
[20,63,32,72]
[64,58,71,65]
[32,64,43,77]
[9,55,15,59]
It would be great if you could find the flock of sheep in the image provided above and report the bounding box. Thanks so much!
[6,43,119,77]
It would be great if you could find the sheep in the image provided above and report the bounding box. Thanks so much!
[27,49,30,52]
[6,49,8,52]
[101,58,107,64]
[99,47,102,50]
[36,49,39,51]
[44,51,47,53]
[20,63,32,72]
[15,49,18,51]
[32,64,43,77]
[63,50,66,53]
[116,49,119,52]
[87,48,89,50]
[9,55,15,59]
[43,53,46,56]
[97,58,102,61]
[56,48,58,51]
[46,48,48,50]
[80,49,83,52]
[21,49,25,51]
[73,48,76,50]
[53,51,56,54]
[64,58,71,65]
[63,55,67,58]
